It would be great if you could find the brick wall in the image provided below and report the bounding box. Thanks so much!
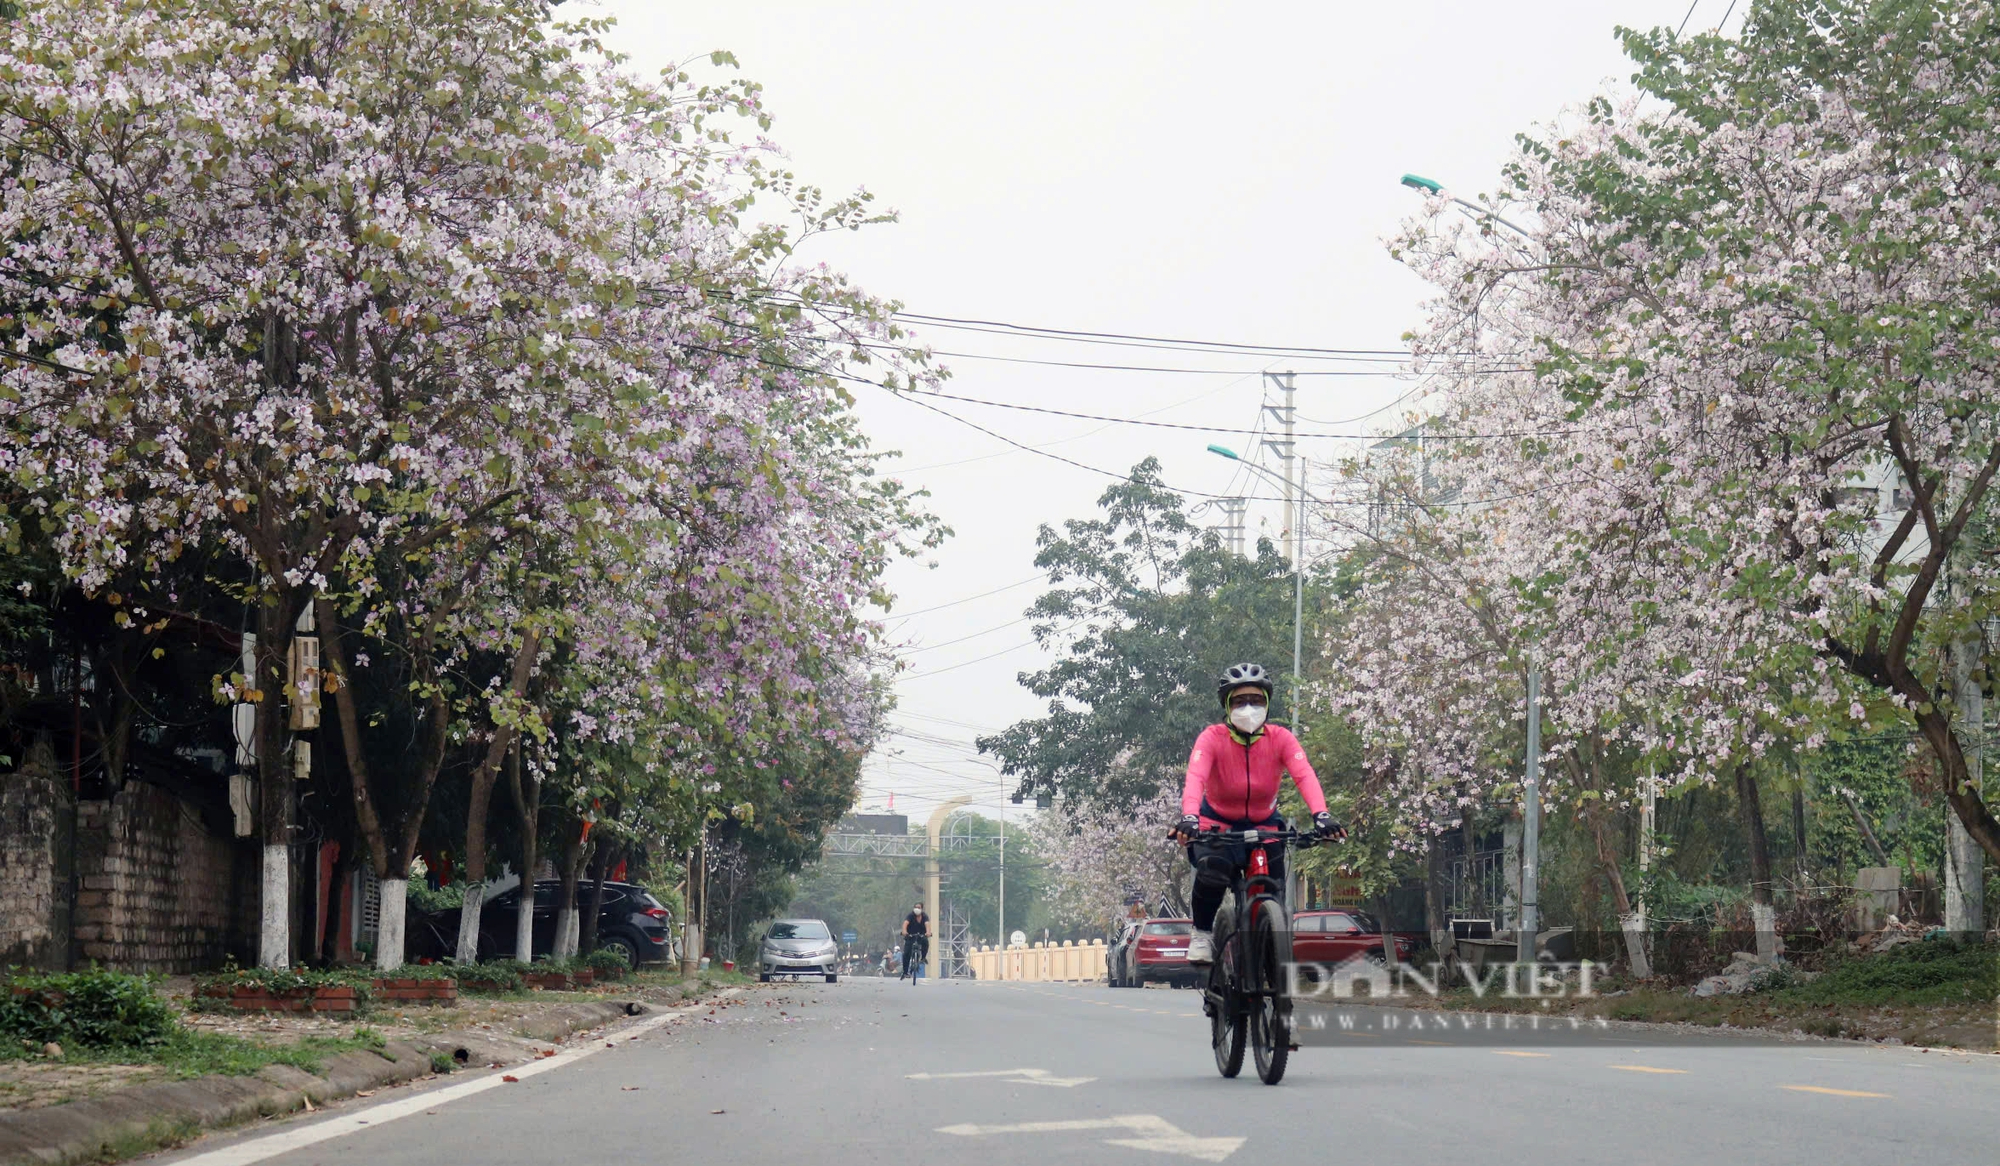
[71,780,249,973]
[0,738,69,970]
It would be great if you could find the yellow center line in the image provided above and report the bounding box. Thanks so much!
[1494,1051,1551,1058]
[1609,1065,1687,1074]
[1408,1039,1451,1046]
[1782,1085,1891,1099]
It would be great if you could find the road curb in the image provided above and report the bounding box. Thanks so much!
[0,996,669,1166]
[0,1039,431,1166]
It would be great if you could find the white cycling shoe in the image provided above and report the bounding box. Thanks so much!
[1185,929,1214,965]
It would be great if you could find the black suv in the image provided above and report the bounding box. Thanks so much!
[473,880,677,967]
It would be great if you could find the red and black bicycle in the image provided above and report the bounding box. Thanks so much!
[1184,826,1319,1085]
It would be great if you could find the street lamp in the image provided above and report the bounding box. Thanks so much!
[1389,186,1545,955]
[1400,173,1533,239]
[1207,444,1306,732]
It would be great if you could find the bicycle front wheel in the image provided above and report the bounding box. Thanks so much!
[1208,914,1245,1078]
[1248,897,1294,1085]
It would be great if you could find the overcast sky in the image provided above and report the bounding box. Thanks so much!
[595,0,1734,827]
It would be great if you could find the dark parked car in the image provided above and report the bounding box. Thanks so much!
[471,880,677,967]
[1291,908,1411,974]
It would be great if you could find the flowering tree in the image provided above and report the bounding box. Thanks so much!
[1029,784,1189,934]
[0,0,937,968]
[1341,1,2000,930]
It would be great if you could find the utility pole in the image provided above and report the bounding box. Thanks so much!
[1947,629,1986,934]
[1262,372,1303,730]
[1262,372,1298,569]
[682,833,704,974]
[1639,718,1656,932]
[1217,497,1247,556]
[997,773,1007,950]
[1517,667,1541,965]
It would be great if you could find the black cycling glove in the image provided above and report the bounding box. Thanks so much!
[1175,814,1202,839]
[1313,811,1345,839]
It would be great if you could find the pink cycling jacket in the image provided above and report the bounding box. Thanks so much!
[1181,722,1328,826]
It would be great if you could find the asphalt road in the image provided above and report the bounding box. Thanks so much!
[155,976,2000,1166]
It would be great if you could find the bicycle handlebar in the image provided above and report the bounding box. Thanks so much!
[1166,825,1321,849]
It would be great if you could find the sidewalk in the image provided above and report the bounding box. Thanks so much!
[0,970,745,1166]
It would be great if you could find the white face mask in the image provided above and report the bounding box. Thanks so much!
[1228,703,1268,733]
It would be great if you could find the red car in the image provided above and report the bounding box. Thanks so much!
[1114,918,1201,987]
[1291,908,1412,970]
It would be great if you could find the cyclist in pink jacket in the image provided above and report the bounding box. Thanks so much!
[1170,662,1343,964]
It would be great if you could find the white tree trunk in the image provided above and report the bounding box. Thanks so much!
[555,906,578,958]
[1751,901,1779,962]
[259,844,290,968]
[376,877,408,971]
[514,891,534,961]
[1947,632,1986,933]
[455,881,486,965]
[682,921,702,975]
[1618,911,1652,979]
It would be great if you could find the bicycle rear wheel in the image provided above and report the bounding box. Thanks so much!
[1208,912,1245,1078]
[1249,898,1294,1085]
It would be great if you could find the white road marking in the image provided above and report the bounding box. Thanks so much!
[164,991,740,1166]
[938,1114,1244,1162]
[906,1067,1096,1087]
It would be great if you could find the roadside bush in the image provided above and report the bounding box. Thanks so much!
[406,882,465,914]
[191,965,376,1007]
[1779,936,2000,1007]
[1,967,181,1049]
[583,948,630,976]
[443,960,526,992]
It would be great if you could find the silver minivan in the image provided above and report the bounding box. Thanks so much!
[760,918,840,983]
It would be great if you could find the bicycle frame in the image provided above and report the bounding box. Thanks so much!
[1212,832,1289,1007]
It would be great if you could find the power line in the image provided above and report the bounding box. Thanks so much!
[729,289,1432,359]
[892,366,1267,474]
[1676,0,1701,36]
[892,710,1009,734]
[904,636,1072,680]
[878,573,1049,619]
[902,614,1036,655]
[875,383,1288,501]
[904,388,1576,442]
[875,317,1421,362]
[860,342,1456,378]
[885,308,1432,359]
[690,341,1574,513]
[906,387,1562,440]
[1298,380,1432,426]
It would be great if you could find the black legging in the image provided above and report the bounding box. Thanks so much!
[902,932,928,969]
[1187,823,1287,931]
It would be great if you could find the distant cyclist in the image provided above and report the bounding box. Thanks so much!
[901,902,932,982]
[1170,663,1344,965]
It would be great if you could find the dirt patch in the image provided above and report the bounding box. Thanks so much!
[0,971,732,1113]
[0,1062,166,1112]
[167,971,716,1048]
